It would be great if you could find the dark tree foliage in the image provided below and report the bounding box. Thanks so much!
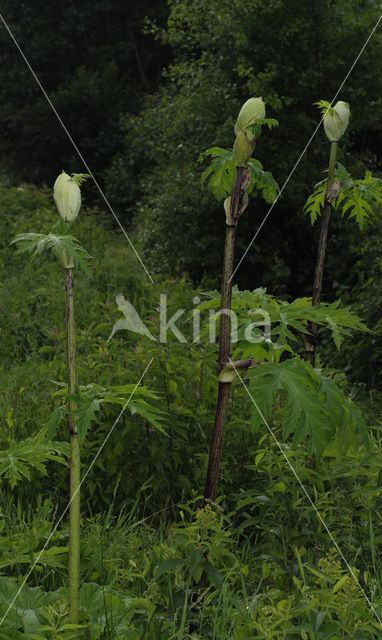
[118,0,382,293]
[0,0,170,188]
[321,222,382,386]
[1,0,381,297]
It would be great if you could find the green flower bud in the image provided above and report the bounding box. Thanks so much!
[235,97,266,141]
[233,130,255,166]
[53,171,81,222]
[323,101,350,142]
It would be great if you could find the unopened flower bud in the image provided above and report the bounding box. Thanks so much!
[323,101,350,142]
[53,171,81,222]
[235,97,266,141]
[233,130,255,166]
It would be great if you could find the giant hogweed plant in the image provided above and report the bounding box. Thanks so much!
[199,99,370,500]
[304,99,382,365]
[11,171,91,624]
[11,172,166,625]
[198,97,280,502]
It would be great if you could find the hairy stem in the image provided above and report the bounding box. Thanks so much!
[306,141,337,366]
[204,169,245,503]
[218,226,236,365]
[204,381,232,502]
[66,267,80,624]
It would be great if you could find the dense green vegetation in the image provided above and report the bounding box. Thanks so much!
[122,0,382,288]
[1,0,382,637]
[1,0,381,289]
[0,173,382,637]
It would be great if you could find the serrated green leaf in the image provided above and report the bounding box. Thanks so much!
[314,99,332,118]
[0,435,69,488]
[199,146,279,203]
[74,396,102,444]
[11,232,93,272]
[247,158,279,203]
[71,172,90,186]
[45,404,67,439]
[247,357,364,457]
[308,163,382,229]
[198,287,368,358]
[54,382,167,441]
[304,179,327,224]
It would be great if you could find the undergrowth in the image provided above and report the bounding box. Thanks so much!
[1,181,382,637]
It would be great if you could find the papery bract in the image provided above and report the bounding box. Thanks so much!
[236,97,266,141]
[233,130,255,166]
[54,171,81,222]
[324,101,350,142]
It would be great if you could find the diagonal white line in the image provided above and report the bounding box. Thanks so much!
[230,13,382,283]
[228,357,382,627]
[0,13,153,284]
[0,358,154,628]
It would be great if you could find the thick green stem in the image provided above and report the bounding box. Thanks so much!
[204,169,245,503]
[306,141,337,366]
[66,267,80,624]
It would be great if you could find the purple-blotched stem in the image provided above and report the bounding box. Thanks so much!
[306,141,338,366]
[204,168,245,502]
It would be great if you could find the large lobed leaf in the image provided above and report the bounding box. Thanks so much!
[304,163,382,229]
[198,146,279,203]
[333,166,382,230]
[0,430,69,488]
[246,356,366,458]
[198,286,369,357]
[11,232,93,272]
[50,382,167,443]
